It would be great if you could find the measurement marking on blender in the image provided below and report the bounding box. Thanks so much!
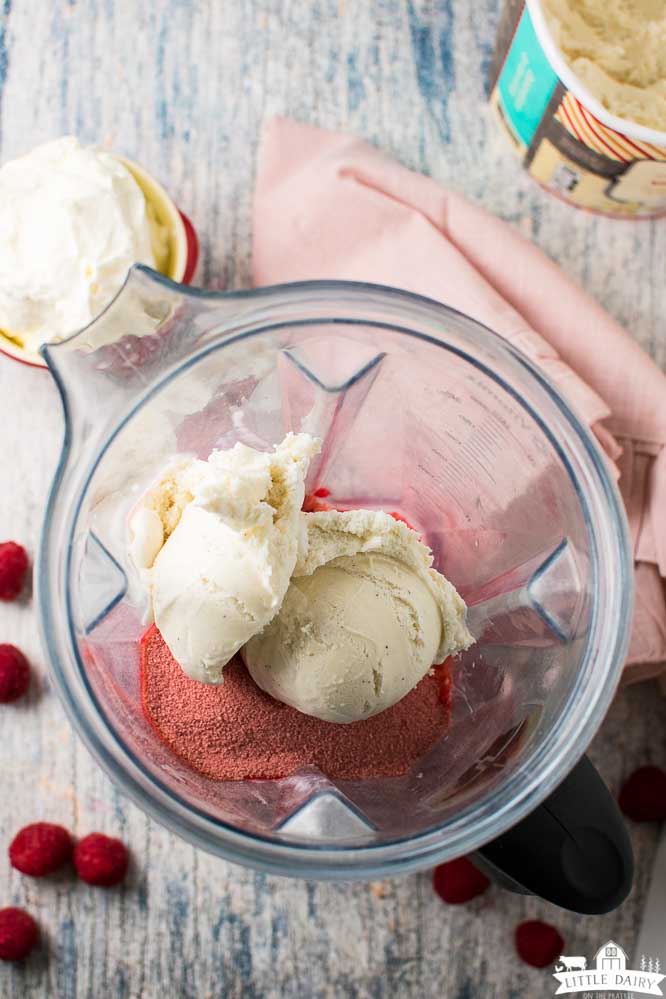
[438,457,473,494]
[461,427,500,460]
[455,437,498,484]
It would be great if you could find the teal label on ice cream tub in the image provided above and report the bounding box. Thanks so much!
[496,7,558,148]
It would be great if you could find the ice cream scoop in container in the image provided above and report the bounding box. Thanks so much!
[37,271,633,912]
[0,140,199,369]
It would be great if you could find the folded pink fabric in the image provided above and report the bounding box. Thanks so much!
[253,116,666,688]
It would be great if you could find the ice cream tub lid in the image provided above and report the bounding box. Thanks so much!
[489,0,666,218]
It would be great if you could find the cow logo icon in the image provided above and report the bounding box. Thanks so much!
[555,955,587,974]
[552,940,664,995]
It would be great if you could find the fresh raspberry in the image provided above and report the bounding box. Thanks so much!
[0,542,29,601]
[432,857,490,904]
[514,920,564,968]
[0,907,39,962]
[0,645,31,703]
[74,833,129,887]
[619,766,666,822]
[9,822,73,877]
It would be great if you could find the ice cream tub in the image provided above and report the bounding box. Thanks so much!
[489,0,666,218]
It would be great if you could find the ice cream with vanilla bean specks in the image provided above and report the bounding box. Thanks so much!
[129,434,320,683]
[129,433,472,721]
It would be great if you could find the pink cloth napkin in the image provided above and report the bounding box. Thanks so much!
[253,116,666,688]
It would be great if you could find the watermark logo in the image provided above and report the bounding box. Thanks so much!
[552,941,664,996]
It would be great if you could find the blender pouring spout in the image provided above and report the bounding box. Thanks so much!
[39,265,249,449]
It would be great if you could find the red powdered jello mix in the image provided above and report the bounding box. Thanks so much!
[141,625,451,781]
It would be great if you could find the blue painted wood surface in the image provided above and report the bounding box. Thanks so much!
[1,1,665,996]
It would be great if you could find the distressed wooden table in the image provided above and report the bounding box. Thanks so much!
[1,2,665,997]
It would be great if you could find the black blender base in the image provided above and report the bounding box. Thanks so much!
[472,755,634,914]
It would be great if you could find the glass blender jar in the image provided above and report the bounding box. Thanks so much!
[38,271,633,912]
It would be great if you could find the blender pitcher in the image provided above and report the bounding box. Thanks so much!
[38,269,634,913]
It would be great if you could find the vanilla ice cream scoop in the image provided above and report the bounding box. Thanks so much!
[242,509,473,722]
[128,456,205,577]
[130,433,320,683]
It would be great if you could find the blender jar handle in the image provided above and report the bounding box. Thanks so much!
[473,755,634,914]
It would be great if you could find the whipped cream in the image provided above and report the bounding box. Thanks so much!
[0,136,161,352]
